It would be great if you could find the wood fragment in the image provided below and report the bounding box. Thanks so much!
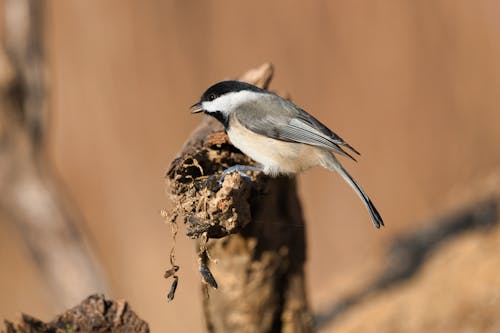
[167,276,179,301]
[1,294,149,333]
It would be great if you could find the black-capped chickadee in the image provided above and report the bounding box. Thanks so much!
[191,81,383,229]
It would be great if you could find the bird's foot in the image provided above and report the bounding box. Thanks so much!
[218,165,263,186]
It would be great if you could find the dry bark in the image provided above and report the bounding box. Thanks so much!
[166,64,314,333]
[0,0,107,308]
[1,294,149,333]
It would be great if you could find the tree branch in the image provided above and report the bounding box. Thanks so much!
[0,0,107,308]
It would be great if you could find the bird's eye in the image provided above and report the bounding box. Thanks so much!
[209,94,216,101]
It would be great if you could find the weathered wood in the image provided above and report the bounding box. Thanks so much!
[1,294,149,333]
[166,64,314,333]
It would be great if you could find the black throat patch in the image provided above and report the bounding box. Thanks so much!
[205,111,229,128]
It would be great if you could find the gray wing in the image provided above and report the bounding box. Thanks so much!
[234,96,360,161]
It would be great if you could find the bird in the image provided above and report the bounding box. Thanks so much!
[190,80,383,229]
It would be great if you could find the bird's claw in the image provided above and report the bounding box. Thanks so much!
[217,165,263,186]
[218,171,252,186]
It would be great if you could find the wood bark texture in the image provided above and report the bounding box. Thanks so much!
[1,294,149,333]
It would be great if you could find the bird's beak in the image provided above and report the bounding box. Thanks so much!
[190,102,204,114]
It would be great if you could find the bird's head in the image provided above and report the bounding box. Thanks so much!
[191,80,265,126]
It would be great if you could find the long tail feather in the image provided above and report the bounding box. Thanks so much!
[323,154,384,228]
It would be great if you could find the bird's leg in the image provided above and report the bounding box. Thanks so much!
[219,165,263,185]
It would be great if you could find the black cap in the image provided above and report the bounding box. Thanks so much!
[200,80,265,103]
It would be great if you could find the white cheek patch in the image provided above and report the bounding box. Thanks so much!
[201,100,221,113]
[202,90,264,114]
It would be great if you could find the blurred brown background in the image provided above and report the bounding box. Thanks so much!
[1,1,500,332]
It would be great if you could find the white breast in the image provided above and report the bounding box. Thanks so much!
[227,115,326,175]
